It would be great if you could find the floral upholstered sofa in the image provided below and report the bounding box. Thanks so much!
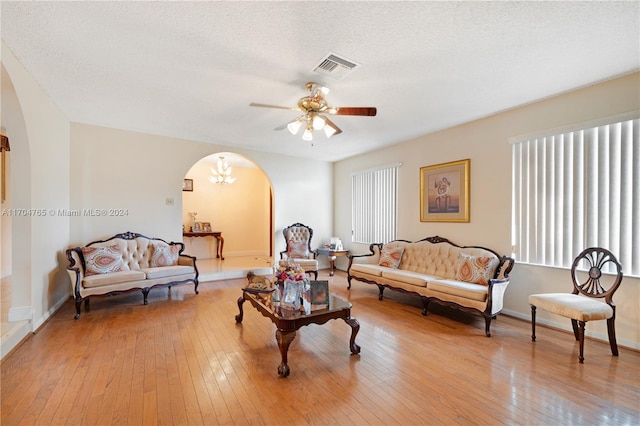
[347,236,514,336]
[66,231,199,318]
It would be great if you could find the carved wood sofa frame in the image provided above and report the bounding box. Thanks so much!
[347,236,515,336]
[66,231,199,319]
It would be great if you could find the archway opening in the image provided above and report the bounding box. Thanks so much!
[181,152,274,280]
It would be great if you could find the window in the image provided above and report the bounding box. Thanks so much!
[511,117,639,277]
[352,163,400,244]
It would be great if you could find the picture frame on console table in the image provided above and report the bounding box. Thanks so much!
[201,222,212,232]
[420,159,470,222]
[192,222,202,232]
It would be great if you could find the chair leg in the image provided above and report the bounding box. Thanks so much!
[577,321,586,363]
[571,319,580,341]
[530,305,536,342]
[607,317,619,356]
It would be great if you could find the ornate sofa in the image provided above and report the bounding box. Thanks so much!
[347,236,514,336]
[66,231,199,318]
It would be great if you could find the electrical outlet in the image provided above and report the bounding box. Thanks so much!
[166,197,175,206]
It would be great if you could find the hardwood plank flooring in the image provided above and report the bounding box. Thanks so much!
[2,271,639,425]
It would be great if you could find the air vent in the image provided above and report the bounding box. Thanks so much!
[312,52,360,80]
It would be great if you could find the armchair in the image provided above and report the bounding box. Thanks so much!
[529,247,623,363]
[279,223,319,280]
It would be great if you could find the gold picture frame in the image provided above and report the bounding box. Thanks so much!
[420,159,470,222]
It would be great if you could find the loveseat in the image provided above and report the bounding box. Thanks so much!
[66,231,199,318]
[347,236,514,336]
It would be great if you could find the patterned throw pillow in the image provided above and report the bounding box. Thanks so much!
[455,254,499,285]
[288,240,310,258]
[151,244,180,267]
[82,245,124,276]
[378,245,405,268]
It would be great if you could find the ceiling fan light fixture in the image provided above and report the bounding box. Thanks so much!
[324,124,337,138]
[312,114,326,130]
[302,127,313,141]
[287,118,303,135]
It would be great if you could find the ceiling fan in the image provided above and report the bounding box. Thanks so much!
[249,82,377,142]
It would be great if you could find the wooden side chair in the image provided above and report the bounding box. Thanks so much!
[529,247,623,363]
[279,223,319,280]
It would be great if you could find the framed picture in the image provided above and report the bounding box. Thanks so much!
[420,159,470,222]
[192,222,202,232]
[201,222,212,232]
[310,280,329,306]
[183,179,193,192]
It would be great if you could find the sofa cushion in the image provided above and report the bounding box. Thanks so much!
[82,245,124,276]
[427,279,488,302]
[455,254,499,285]
[287,240,310,258]
[380,269,430,287]
[150,244,179,267]
[379,245,404,268]
[350,263,387,277]
[142,265,195,280]
[82,270,146,288]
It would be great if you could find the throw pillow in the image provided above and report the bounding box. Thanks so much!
[151,244,180,267]
[288,240,310,259]
[378,245,405,268]
[455,254,499,285]
[82,245,124,276]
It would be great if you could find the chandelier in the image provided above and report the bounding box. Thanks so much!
[208,156,236,184]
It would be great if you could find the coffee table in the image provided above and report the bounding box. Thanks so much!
[235,290,361,377]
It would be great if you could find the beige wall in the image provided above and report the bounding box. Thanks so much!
[68,123,333,255]
[335,72,640,349]
[183,160,270,258]
[1,42,71,350]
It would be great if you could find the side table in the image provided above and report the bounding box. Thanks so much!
[316,248,349,276]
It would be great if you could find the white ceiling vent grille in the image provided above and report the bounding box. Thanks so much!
[312,52,360,80]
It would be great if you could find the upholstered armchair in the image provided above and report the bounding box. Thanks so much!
[279,223,319,280]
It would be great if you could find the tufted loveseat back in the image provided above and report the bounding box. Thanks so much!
[384,238,500,280]
[81,232,183,271]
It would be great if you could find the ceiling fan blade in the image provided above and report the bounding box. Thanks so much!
[323,116,343,137]
[249,102,300,111]
[333,107,377,117]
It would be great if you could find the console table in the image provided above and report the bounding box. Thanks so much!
[316,248,349,276]
[183,232,224,260]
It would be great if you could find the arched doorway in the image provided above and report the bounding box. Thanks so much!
[181,152,274,279]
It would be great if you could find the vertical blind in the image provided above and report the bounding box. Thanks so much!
[511,118,639,277]
[352,164,400,244]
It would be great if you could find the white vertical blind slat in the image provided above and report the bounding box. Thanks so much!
[352,164,399,244]
[512,118,638,277]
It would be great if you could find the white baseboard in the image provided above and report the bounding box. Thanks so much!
[501,309,640,351]
[8,306,33,322]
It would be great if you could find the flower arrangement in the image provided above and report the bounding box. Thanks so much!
[188,211,198,222]
[275,260,306,283]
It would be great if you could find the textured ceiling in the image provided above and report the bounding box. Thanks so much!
[1,1,639,162]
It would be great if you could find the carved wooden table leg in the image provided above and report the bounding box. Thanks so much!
[328,255,337,276]
[215,235,225,260]
[275,329,296,377]
[343,317,361,354]
[235,296,246,323]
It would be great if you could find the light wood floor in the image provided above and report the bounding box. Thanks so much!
[2,270,639,425]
